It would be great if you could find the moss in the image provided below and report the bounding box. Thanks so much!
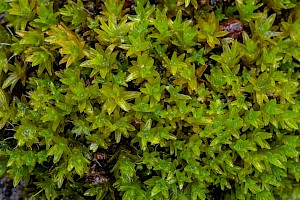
[0,0,300,199]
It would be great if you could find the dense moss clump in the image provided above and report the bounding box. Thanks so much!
[0,0,300,199]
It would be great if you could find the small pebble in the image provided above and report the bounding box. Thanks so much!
[221,18,243,38]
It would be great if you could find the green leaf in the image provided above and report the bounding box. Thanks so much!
[236,0,263,22]
[47,138,69,164]
[233,139,257,158]
[9,166,26,187]
[39,129,53,138]
[245,177,261,194]
[59,0,87,26]
[266,152,286,169]
[36,150,47,164]
[256,190,275,200]
[151,178,168,198]
[41,106,62,131]
[45,24,85,67]
[21,151,36,167]
[31,2,58,31]
[67,148,90,177]
[14,124,39,147]
[244,109,263,128]
[198,12,228,48]
[0,160,7,178]
[35,178,58,200]
[191,182,206,200]
[163,52,187,76]
[253,132,272,149]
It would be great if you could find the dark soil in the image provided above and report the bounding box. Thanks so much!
[0,12,6,25]
[0,176,23,200]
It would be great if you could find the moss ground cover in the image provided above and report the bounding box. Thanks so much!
[1,0,300,199]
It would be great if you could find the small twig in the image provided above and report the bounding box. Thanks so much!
[4,137,14,141]
[76,177,81,181]
[7,54,15,62]
[95,160,102,167]
[6,26,14,36]
[0,43,11,46]
[31,189,43,199]
[4,128,15,131]
[135,153,141,158]
[8,121,15,127]
[22,94,31,98]
[34,79,40,87]
[84,8,94,16]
